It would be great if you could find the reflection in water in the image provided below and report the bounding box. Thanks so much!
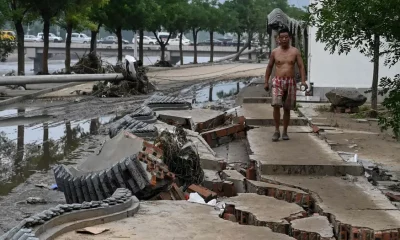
[192,80,246,103]
[0,115,113,196]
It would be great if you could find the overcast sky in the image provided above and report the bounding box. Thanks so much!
[218,0,309,8]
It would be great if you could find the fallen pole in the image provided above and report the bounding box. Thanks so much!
[0,73,125,86]
[214,47,261,63]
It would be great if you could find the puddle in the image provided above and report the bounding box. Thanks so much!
[0,108,116,195]
[181,79,248,103]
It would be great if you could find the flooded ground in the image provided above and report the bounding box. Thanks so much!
[179,78,252,110]
[0,107,116,196]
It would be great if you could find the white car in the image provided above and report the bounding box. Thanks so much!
[167,38,191,46]
[68,33,91,44]
[37,33,63,42]
[134,36,157,45]
[24,35,42,42]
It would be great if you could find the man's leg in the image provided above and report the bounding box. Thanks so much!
[282,109,290,140]
[272,106,281,141]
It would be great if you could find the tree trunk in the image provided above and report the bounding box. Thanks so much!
[179,31,183,65]
[15,20,24,76]
[371,34,380,114]
[248,33,252,60]
[160,44,166,61]
[116,27,123,62]
[65,22,73,73]
[139,29,144,63]
[90,30,98,53]
[193,29,198,64]
[42,122,50,170]
[237,33,241,53]
[210,31,214,62]
[42,19,50,74]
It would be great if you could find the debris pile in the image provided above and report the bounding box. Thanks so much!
[154,127,204,188]
[70,53,105,74]
[153,60,173,67]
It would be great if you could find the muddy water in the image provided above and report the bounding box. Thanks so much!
[181,79,247,103]
[0,108,115,195]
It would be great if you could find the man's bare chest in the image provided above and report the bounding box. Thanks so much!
[275,52,296,65]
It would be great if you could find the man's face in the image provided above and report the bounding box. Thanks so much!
[279,32,290,47]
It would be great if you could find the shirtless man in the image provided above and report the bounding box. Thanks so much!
[264,28,307,142]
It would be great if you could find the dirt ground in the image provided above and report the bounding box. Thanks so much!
[311,106,400,170]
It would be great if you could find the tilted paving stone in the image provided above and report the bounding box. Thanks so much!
[99,170,112,198]
[91,173,106,201]
[73,177,85,203]
[106,168,118,193]
[67,177,78,204]
[62,176,73,204]
[112,164,127,188]
[85,175,98,201]
[80,176,91,202]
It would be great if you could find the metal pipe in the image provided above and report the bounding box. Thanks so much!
[0,73,124,86]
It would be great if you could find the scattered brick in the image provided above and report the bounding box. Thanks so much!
[187,184,217,202]
[385,192,400,202]
[311,124,320,133]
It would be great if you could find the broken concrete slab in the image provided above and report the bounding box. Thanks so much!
[77,132,144,173]
[247,127,364,176]
[221,170,246,193]
[290,215,334,240]
[245,180,311,208]
[224,193,306,234]
[238,104,307,126]
[227,140,250,170]
[202,169,222,190]
[57,201,296,240]
[156,108,226,132]
[262,175,400,234]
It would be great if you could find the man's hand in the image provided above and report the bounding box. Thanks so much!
[264,82,269,92]
[300,81,308,91]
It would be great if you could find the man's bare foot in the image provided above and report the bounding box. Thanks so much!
[282,132,290,140]
[272,131,280,142]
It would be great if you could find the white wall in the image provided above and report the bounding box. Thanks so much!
[308,6,400,88]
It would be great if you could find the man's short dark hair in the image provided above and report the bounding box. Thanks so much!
[278,28,291,37]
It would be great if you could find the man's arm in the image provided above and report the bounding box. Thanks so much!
[296,49,306,84]
[265,51,275,86]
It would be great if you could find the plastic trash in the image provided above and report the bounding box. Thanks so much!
[50,184,58,190]
[207,199,217,206]
[187,192,206,204]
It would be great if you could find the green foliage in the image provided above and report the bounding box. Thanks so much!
[377,74,400,140]
[307,0,400,58]
[0,38,15,61]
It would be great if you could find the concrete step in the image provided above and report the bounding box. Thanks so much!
[261,175,400,239]
[247,127,363,176]
[238,104,307,126]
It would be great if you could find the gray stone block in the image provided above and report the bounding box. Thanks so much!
[62,176,73,204]
[99,171,112,198]
[11,228,31,240]
[91,173,105,201]
[67,177,78,203]
[112,164,126,188]
[85,175,98,201]
[80,176,91,202]
[18,233,35,240]
[106,169,118,193]
[72,177,84,203]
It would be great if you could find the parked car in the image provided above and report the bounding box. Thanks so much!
[217,38,233,46]
[0,30,16,41]
[37,32,63,42]
[197,39,223,46]
[24,35,42,42]
[98,36,129,44]
[66,33,91,44]
[227,40,246,47]
[134,36,157,45]
[167,38,191,46]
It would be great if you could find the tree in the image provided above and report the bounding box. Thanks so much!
[31,0,69,74]
[88,4,108,54]
[60,0,108,73]
[147,0,187,62]
[219,1,241,52]
[3,0,34,75]
[308,0,400,114]
[170,0,189,65]
[187,0,208,64]
[204,0,221,62]
[103,0,132,62]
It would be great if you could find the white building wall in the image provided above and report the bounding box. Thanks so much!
[308,2,400,89]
